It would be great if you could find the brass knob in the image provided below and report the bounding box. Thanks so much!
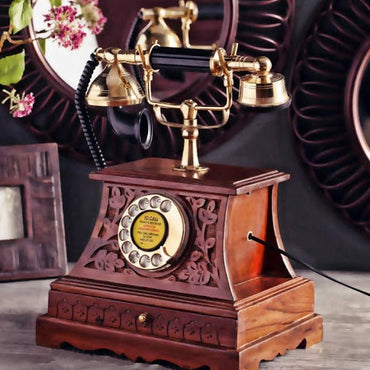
[138,312,151,324]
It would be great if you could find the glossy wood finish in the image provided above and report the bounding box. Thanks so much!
[3,270,369,370]
[0,143,67,281]
[36,158,322,369]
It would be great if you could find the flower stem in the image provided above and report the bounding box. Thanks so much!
[0,31,33,52]
[0,30,52,53]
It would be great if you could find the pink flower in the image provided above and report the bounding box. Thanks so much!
[79,2,107,34]
[44,4,87,50]
[44,5,78,24]
[12,93,35,117]
[52,23,86,50]
[2,89,35,118]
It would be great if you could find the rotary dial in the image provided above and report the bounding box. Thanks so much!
[117,194,187,270]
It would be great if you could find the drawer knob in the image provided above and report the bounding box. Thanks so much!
[138,312,151,324]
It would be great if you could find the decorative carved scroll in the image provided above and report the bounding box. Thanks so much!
[176,197,220,286]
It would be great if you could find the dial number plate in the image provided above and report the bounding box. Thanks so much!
[118,194,186,270]
[131,211,168,251]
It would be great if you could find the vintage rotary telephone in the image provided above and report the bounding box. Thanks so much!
[77,42,291,272]
[36,4,323,369]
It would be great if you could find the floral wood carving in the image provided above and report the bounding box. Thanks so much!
[84,186,146,273]
[84,187,221,287]
[176,197,220,286]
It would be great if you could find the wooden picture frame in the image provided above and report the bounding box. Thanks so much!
[0,143,67,281]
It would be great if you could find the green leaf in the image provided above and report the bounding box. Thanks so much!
[9,0,33,34]
[0,51,26,85]
[38,38,46,55]
[49,0,62,6]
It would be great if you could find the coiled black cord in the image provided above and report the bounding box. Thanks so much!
[75,54,107,170]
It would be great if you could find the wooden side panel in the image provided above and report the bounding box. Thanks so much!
[237,278,315,346]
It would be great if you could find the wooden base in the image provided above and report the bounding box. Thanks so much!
[36,275,322,370]
[36,158,323,369]
[37,315,322,370]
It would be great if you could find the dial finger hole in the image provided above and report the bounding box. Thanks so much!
[128,251,140,263]
[160,200,172,212]
[119,228,130,241]
[139,255,151,268]
[121,216,132,228]
[128,204,139,217]
[150,196,161,208]
[139,197,149,210]
[121,241,133,254]
[151,253,163,267]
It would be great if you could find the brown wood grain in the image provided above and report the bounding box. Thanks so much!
[36,158,322,369]
[0,143,67,281]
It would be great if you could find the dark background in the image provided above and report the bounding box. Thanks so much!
[0,0,369,270]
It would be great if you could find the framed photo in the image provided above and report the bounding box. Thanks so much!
[0,143,67,280]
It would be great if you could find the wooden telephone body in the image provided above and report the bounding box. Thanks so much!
[36,158,323,370]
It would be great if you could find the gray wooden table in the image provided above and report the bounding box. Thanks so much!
[1,269,369,370]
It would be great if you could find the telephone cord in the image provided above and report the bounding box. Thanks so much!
[75,54,107,170]
[247,232,370,297]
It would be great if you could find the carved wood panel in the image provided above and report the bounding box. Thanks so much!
[82,184,223,289]
[50,290,236,348]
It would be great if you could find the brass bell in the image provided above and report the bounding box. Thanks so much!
[238,72,291,108]
[136,7,182,50]
[86,56,144,107]
[236,55,290,108]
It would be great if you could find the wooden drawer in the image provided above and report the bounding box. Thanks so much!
[48,290,237,349]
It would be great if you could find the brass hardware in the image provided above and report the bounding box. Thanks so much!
[85,42,290,172]
[86,48,144,107]
[210,47,290,108]
[138,312,151,324]
[136,6,182,50]
[238,71,291,108]
[136,1,214,50]
[140,42,232,172]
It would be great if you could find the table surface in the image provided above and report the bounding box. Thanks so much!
[0,268,369,370]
